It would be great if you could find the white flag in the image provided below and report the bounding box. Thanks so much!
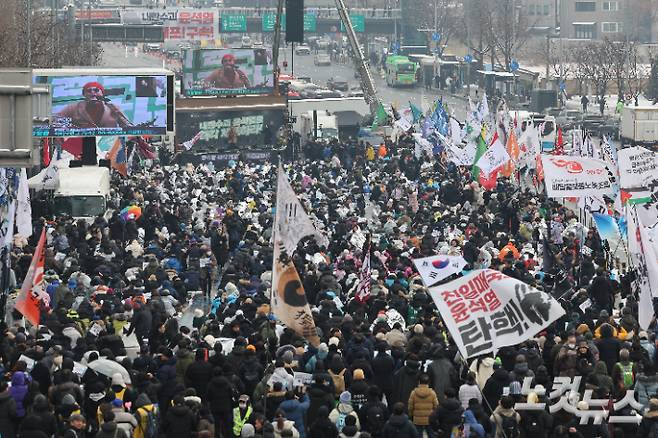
[275,163,328,255]
[428,270,565,358]
[413,255,468,287]
[475,138,510,176]
[450,118,463,146]
[16,169,32,238]
[628,205,658,329]
[447,141,477,167]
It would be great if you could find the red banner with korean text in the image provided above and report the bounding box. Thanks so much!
[428,269,565,359]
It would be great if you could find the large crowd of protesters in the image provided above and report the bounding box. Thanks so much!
[0,135,652,438]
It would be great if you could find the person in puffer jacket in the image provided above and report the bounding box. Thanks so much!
[9,372,30,419]
[509,355,535,383]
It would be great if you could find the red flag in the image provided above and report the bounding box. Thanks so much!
[43,139,51,166]
[480,168,499,191]
[15,228,48,326]
[554,127,564,155]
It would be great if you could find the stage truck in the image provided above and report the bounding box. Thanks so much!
[288,97,370,141]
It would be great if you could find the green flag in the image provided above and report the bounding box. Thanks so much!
[410,102,423,123]
[371,103,387,130]
[471,134,487,181]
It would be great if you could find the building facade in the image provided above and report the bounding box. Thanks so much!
[559,0,652,41]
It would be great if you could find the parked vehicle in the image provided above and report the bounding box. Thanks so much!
[295,44,312,55]
[314,54,331,66]
[327,77,349,92]
[621,106,658,145]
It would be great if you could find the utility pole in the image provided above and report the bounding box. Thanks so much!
[27,0,31,67]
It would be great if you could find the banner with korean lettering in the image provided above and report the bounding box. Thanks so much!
[121,9,219,41]
[618,146,658,205]
[541,155,614,198]
[428,269,565,359]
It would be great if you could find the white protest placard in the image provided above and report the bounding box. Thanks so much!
[618,146,658,189]
[18,355,35,371]
[73,362,88,377]
[579,298,592,313]
[217,337,236,355]
[293,372,313,387]
[428,269,565,358]
[541,155,613,198]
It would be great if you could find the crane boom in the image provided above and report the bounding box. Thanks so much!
[334,0,382,117]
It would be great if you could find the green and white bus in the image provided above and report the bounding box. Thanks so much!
[385,55,418,87]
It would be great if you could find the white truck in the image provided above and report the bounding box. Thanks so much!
[621,106,658,146]
[299,111,339,144]
[53,167,111,220]
[289,97,370,140]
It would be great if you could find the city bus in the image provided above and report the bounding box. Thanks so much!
[385,55,418,87]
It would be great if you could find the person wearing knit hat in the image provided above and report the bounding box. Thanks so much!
[413,324,424,334]
[353,369,365,381]
[329,392,360,432]
[54,80,133,129]
[576,324,590,335]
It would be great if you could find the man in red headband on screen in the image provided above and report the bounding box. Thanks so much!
[203,53,251,89]
[54,81,133,129]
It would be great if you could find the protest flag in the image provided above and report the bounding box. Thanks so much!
[410,102,423,123]
[270,164,324,346]
[428,270,565,358]
[413,255,467,288]
[15,228,49,326]
[371,103,388,130]
[107,137,128,177]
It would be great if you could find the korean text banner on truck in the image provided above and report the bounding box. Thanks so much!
[33,75,168,138]
[182,48,274,97]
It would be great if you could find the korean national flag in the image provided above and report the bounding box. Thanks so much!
[413,255,468,287]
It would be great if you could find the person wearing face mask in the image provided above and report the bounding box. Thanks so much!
[233,395,254,437]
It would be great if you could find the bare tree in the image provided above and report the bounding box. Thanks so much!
[409,0,459,57]
[0,0,101,68]
[459,0,494,71]
[571,41,614,104]
[488,0,532,71]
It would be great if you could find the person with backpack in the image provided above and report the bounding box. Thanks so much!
[96,411,130,438]
[308,406,339,438]
[519,393,552,438]
[408,374,438,438]
[329,392,361,433]
[382,402,418,438]
[109,399,137,437]
[133,393,158,438]
[612,348,637,393]
[489,396,520,438]
[328,357,347,398]
[358,386,389,436]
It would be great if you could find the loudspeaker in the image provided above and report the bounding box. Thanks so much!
[285,0,304,43]
[81,137,97,166]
